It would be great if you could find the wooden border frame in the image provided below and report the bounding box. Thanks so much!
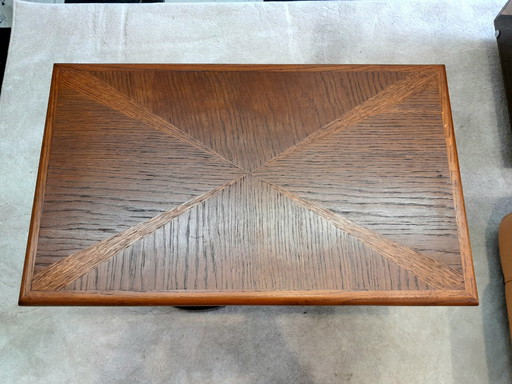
[20,289,476,306]
[437,66,478,302]
[19,65,61,302]
[19,64,478,306]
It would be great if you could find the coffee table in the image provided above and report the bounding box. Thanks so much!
[19,64,477,306]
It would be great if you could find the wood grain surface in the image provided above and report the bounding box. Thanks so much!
[255,86,461,267]
[66,175,431,292]
[20,64,477,306]
[34,85,243,273]
[90,69,409,170]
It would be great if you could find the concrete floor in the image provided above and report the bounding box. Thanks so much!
[0,0,262,28]
[1,1,512,383]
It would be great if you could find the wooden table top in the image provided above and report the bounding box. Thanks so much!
[19,64,477,306]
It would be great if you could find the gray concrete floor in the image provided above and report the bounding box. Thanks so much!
[1,1,512,383]
[0,0,262,28]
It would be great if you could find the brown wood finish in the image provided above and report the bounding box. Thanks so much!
[255,87,460,266]
[436,69,477,298]
[65,175,431,292]
[34,86,244,273]
[499,0,512,16]
[89,69,409,170]
[19,64,478,306]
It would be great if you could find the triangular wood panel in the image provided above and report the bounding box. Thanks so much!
[65,176,430,292]
[35,86,243,272]
[255,86,462,269]
[90,69,409,170]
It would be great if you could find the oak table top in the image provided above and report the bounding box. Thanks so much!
[19,64,478,306]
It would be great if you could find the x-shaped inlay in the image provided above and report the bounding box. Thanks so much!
[23,65,475,304]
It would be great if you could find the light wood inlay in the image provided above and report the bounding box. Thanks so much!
[90,68,410,170]
[60,69,242,169]
[260,71,437,168]
[258,179,463,290]
[34,86,244,272]
[19,64,477,306]
[255,86,461,268]
[32,176,244,291]
[66,176,430,292]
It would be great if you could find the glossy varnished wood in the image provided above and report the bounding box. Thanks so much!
[90,69,409,170]
[20,64,477,306]
[65,176,431,292]
[34,86,244,274]
[255,87,460,266]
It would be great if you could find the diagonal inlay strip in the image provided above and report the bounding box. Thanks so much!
[257,70,438,169]
[258,177,464,290]
[31,176,246,291]
[59,68,244,171]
